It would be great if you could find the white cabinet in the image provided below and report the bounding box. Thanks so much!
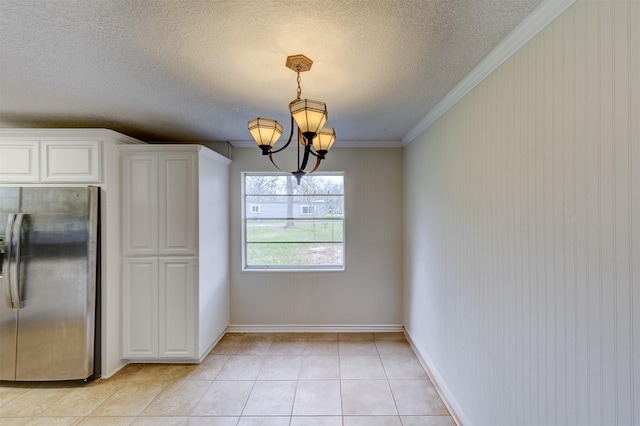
[122,153,195,256]
[121,257,196,358]
[121,258,159,358]
[122,155,159,255]
[41,141,101,182]
[0,139,101,183]
[120,145,230,362]
[159,257,196,357]
[0,141,39,182]
[159,155,196,255]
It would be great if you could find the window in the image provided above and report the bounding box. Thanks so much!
[243,172,345,271]
[250,204,261,214]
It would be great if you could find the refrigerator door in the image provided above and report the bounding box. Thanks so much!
[0,187,20,380]
[14,187,99,381]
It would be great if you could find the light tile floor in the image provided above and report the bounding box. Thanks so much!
[0,332,455,425]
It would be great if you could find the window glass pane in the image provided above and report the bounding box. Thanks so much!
[243,173,344,270]
[246,219,344,243]
[245,195,344,219]
[246,242,343,267]
[245,174,344,196]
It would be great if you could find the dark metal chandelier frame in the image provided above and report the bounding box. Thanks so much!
[248,54,336,184]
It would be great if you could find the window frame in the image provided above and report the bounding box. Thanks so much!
[241,171,345,272]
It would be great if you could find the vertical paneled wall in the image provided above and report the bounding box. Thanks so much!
[404,0,639,424]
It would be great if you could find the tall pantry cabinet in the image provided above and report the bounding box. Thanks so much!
[120,144,230,361]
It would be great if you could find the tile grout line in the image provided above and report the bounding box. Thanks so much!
[377,338,404,423]
[338,335,344,424]
[0,333,455,425]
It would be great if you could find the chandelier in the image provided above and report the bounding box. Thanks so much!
[247,54,336,184]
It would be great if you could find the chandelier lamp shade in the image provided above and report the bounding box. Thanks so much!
[248,118,283,153]
[311,126,336,155]
[247,54,336,184]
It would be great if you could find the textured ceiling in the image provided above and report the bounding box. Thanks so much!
[0,0,543,144]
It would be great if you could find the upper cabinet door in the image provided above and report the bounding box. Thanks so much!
[122,155,159,255]
[158,154,196,255]
[0,140,102,184]
[41,141,101,183]
[0,141,40,183]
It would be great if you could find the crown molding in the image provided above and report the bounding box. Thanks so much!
[229,139,403,149]
[401,0,576,146]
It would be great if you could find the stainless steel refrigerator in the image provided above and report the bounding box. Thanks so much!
[0,186,99,381]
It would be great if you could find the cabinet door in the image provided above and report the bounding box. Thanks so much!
[122,258,159,358]
[159,154,196,255]
[41,141,101,183]
[0,141,39,182]
[122,155,159,255]
[159,257,196,358]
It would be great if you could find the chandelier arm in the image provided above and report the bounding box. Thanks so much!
[309,156,322,173]
[299,143,312,171]
[268,115,296,155]
[297,127,302,171]
[268,153,288,173]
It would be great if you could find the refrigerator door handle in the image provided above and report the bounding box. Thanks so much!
[8,213,24,310]
[3,214,15,309]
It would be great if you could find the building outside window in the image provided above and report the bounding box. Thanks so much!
[242,172,345,271]
[300,205,316,215]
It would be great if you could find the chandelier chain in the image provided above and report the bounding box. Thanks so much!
[296,68,302,99]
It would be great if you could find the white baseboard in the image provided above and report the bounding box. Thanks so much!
[226,324,404,333]
[404,329,471,426]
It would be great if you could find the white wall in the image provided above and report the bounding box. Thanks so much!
[229,146,404,328]
[404,0,639,424]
